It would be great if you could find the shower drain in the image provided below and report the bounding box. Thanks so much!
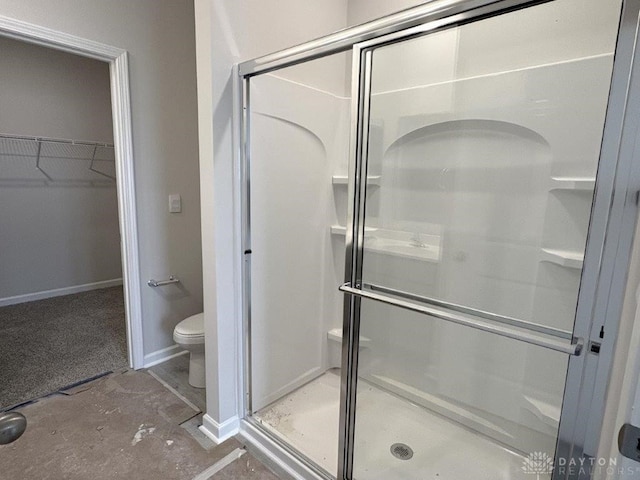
[390,443,414,460]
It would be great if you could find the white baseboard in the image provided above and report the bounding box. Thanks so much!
[143,344,187,368]
[0,278,123,307]
[199,414,239,445]
[238,419,325,480]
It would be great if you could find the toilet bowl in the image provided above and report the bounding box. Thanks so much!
[173,313,205,388]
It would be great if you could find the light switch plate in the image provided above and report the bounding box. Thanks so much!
[169,194,181,213]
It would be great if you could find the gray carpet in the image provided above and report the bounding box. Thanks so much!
[0,286,128,408]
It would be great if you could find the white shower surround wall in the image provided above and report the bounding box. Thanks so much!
[250,71,351,411]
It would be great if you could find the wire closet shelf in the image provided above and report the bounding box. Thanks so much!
[0,133,116,186]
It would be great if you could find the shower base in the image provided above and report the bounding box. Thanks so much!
[253,369,547,480]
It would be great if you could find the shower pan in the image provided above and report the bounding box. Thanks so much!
[236,0,640,479]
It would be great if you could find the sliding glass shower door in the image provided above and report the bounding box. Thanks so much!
[239,0,640,479]
[339,1,622,478]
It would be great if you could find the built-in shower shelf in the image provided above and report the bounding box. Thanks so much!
[332,175,381,186]
[330,225,378,236]
[327,327,371,347]
[539,248,584,269]
[550,176,595,191]
[522,395,560,427]
[365,240,440,262]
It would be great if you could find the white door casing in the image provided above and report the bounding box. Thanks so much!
[0,15,144,369]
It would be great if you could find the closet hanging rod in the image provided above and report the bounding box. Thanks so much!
[0,132,114,148]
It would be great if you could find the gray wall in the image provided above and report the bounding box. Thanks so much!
[0,37,121,301]
[0,0,203,361]
[0,37,113,142]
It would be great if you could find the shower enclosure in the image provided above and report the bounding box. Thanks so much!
[236,0,640,478]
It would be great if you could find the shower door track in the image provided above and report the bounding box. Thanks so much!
[236,0,640,479]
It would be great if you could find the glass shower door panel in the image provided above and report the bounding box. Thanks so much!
[351,0,621,478]
[354,300,570,479]
[361,0,620,333]
[248,52,352,477]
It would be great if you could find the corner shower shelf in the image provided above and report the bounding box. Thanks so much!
[330,225,378,236]
[327,327,372,347]
[332,175,381,186]
[331,226,441,262]
[365,239,440,262]
[550,176,595,191]
[539,248,584,269]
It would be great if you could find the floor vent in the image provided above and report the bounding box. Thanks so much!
[390,443,413,460]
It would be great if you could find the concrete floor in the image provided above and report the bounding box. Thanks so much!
[149,353,206,412]
[0,364,282,480]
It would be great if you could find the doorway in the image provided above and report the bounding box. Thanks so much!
[0,35,126,407]
[0,16,143,393]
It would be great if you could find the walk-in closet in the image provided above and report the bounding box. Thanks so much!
[0,36,127,409]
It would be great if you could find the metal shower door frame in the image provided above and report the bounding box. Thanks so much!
[341,2,640,478]
[235,0,640,479]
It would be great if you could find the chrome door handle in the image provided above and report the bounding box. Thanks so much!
[339,282,583,356]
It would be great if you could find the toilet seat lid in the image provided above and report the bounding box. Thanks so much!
[175,312,204,338]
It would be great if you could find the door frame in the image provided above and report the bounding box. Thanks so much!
[0,15,144,369]
[235,0,640,478]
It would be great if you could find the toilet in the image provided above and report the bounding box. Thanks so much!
[173,312,205,388]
